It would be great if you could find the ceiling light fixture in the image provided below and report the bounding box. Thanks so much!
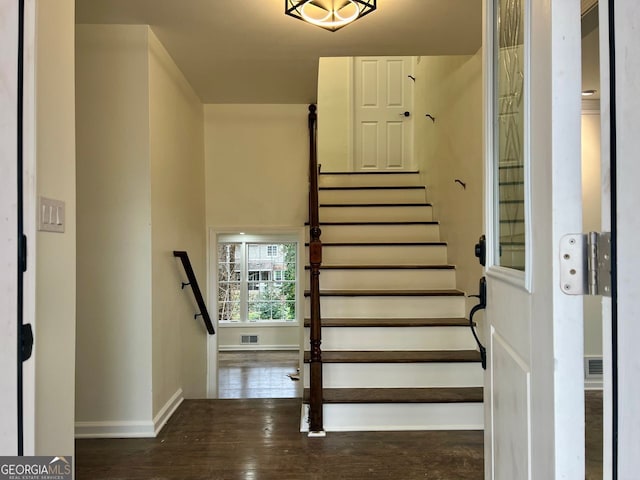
[581,89,597,97]
[285,0,376,32]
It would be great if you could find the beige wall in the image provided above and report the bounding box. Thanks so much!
[148,31,207,408]
[317,57,352,172]
[414,52,484,299]
[204,104,308,227]
[76,25,207,434]
[34,0,77,455]
[218,326,299,350]
[75,25,153,425]
[205,105,307,353]
[582,111,602,357]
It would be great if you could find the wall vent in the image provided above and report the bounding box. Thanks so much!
[241,334,259,345]
[585,356,603,378]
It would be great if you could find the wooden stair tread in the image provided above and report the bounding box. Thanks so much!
[303,387,483,404]
[320,186,426,191]
[319,203,431,207]
[305,242,446,246]
[318,222,439,226]
[304,264,455,270]
[303,318,471,327]
[303,350,482,363]
[304,289,464,297]
[320,171,419,175]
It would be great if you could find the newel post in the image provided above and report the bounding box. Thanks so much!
[307,104,323,433]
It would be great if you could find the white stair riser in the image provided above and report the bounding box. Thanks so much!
[305,268,456,290]
[303,363,483,389]
[305,224,441,243]
[320,173,422,188]
[300,403,484,432]
[304,326,476,350]
[306,245,448,265]
[320,205,433,223]
[305,296,466,318]
[320,189,426,205]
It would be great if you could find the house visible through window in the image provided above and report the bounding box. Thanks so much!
[217,237,297,323]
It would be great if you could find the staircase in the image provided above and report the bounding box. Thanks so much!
[302,171,484,432]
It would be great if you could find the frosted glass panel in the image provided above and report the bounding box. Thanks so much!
[495,0,526,271]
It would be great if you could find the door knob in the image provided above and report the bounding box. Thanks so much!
[474,235,486,267]
[399,111,411,117]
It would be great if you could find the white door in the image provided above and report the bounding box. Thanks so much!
[483,0,585,478]
[0,0,21,455]
[601,0,640,476]
[353,56,414,171]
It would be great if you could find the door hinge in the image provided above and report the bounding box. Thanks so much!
[560,232,611,297]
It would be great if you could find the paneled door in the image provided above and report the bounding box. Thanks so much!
[353,56,414,171]
[483,0,585,478]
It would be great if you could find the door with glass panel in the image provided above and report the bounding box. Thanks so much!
[483,0,585,478]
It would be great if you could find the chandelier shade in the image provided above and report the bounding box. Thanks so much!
[285,0,376,32]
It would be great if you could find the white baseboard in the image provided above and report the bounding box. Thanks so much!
[153,388,184,436]
[75,388,184,439]
[585,380,604,390]
[75,420,155,439]
[218,344,299,351]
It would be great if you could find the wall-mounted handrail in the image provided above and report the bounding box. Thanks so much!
[307,104,324,433]
[173,251,215,335]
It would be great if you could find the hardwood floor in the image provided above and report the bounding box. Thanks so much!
[75,353,603,480]
[218,350,301,399]
[76,399,484,480]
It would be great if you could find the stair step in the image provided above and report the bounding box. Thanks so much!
[319,186,427,205]
[304,265,456,290]
[304,325,477,350]
[303,350,482,363]
[303,362,483,389]
[303,387,483,404]
[319,171,421,187]
[303,318,470,327]
[306,222,441,243]
[306,243,448,265]
[304,289,464,297]
[305,293,466,318]
[319,204,433,222]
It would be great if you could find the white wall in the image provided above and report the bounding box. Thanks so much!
[148,30,207,407]
[204,104,308,227]
[414,52,484,300]
[204,106,307,353]
[75,24,153,427]
[76,25,207,436]
[317,57,352,172]
[34,0,77,455]
[218,326,299,350]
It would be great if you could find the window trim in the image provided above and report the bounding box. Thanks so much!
[215,232,301,327]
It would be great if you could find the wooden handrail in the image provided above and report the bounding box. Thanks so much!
[307,104,324,433]
[173,251,215,335]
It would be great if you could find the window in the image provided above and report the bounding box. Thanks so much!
[217,237,297,324]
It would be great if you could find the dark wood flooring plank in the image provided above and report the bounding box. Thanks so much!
[302,387,484,404]
[76,398,485,480]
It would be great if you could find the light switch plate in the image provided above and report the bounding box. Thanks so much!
[38,196,65,233]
